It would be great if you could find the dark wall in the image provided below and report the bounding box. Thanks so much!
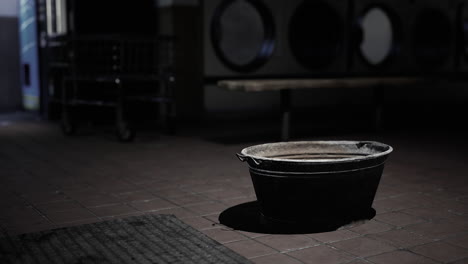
[159,5,204,121]
[0,16,21,112]
[72,0,157,35]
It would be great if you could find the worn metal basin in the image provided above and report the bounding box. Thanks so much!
[237,141,393,225]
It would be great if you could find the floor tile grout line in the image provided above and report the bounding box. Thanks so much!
[244,252,279,260]
[363,230,439,249]
[326,234,404,260]
[369,216,406,229]
[278,243,322,254]
[222,234,283,258]
[283,243,360,264]
[16,198,58,231]
[442,231,468,246]
[45,197,105,226]
[374,209,431,226]
[447,256,468,264]
[402,223,468,242]
[372,204,426,216]
[412,239,468,254]
[125,202,179,214]
[348,257,377,264]
[405,247,450,264]
[364,248,444,264]
[249,252,308,264]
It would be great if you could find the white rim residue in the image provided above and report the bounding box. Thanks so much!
[241,141,393,163]
[360,7,394,65]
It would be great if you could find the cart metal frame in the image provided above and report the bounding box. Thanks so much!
[58,35,176,141]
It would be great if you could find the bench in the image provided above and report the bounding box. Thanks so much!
[218,77,425,141]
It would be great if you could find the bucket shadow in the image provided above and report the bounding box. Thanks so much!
[219,201,376,235]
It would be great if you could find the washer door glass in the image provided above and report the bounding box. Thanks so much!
[462,9,468,60]
[211,0,275,72]
[412,8,452,69]
[289,1,344,70]
[359,7,394,66]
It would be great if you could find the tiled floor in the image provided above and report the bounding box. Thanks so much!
[1,117,468,264]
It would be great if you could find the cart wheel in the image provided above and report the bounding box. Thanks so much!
[116,119,135,142]
[61,110,76,136]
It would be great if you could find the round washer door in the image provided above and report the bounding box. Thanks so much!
[462,5,468,62]
[289,0,345,70]
[412,7,452,69]
[358,7,398,67]
[211,0,275,72]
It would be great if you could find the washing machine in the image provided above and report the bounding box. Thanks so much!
[456,0,468,73]
[409,0,458,74]
[202,0,351,79]
[349,0,413,76]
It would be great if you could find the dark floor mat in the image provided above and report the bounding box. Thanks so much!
[0,214,251,264]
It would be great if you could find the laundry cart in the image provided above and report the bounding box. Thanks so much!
[60,35,176,142]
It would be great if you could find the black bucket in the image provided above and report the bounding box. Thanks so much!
[237,141,393,226]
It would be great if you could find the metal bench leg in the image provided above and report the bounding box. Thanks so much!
[60,77,76,135]
[280,89,291,141]
[115,79,135,142]
[373,86,385,132]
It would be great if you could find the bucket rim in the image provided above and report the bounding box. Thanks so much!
[240,140,393,164]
